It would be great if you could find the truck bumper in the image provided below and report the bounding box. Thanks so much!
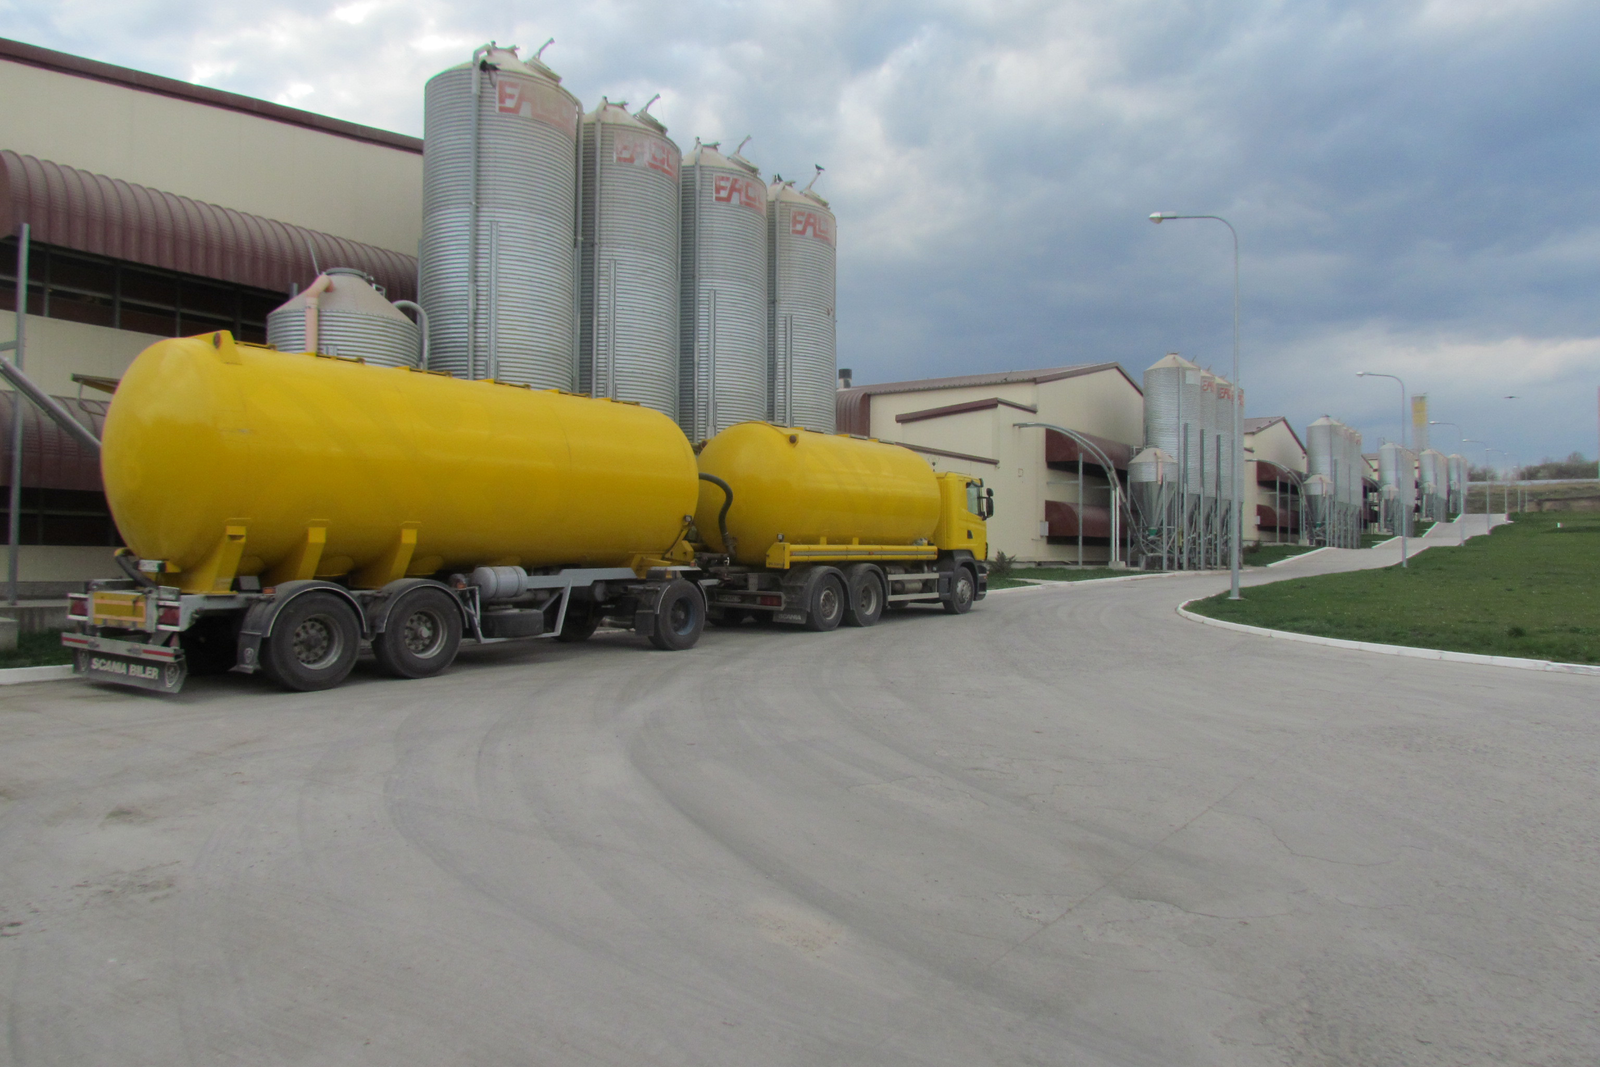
[62,632,188,694]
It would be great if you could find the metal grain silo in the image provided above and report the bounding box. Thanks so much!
[680,140,768,440]
[1418,449,1445,521]
[1129,447,1176,569]
[267,268,421,367]
[420,43,581,388]
[767,173,837,432]
[1448,453,1466,515]
[1398,447,1418,533]
[578,98,681,416]
[1142,353,1198,461]
[1307,417,1337,486]
[1304,474,1333,543]
[1126,447,1177,524]
[1214,375,1236,507]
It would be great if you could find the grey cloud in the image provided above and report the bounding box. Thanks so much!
[4,0,1597,460]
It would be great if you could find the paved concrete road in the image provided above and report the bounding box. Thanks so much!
[2,521,1594,1066]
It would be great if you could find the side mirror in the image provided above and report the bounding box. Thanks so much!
[984,488,995,518]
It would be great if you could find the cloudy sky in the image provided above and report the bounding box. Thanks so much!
[4,0,1597,465]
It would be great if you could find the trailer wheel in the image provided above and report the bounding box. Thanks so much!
[805,571,846,632]
[373,587,462,678]
[261,592,361,691]
[843,564,885,627]
[649,579,705,651]
[556,600,602,643]
[942,565,977,616]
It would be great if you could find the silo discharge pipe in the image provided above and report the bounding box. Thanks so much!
[698,472,737,556]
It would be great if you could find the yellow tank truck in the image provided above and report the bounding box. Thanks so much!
[693,423,992,630]
[62,332,710,693]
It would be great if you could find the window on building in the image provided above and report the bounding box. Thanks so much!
[0,237,285,344]
[0,488,123,547]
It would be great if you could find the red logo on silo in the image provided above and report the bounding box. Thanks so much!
[790,210,834,246]
[713,174,765,214]
[614,133,678,177]
[496,78,578,135]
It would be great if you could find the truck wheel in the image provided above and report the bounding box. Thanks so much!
[942,565,977,615]
[556,600,601,643]
[805,571,846,632]
[843,565,885,627]
[373,587,462,678]
[261,592,361,691]
[649,579,705,651]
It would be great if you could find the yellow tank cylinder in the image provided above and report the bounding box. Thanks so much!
[102,334,700,593]
[695,422,941,566]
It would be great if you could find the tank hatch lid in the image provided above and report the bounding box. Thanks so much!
[686,139,759,175]
[443,44,561,84]
[586,96,670,134]
[584,98,677,145]
[270,269,413,322]
[768,179,833,211]
[1145,352,1199,372]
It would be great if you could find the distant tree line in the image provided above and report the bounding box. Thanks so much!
[1467,452,1597,481]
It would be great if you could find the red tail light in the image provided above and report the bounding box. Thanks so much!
[157,604,182,628]
[759,595,782,607]
[67,594,89,620]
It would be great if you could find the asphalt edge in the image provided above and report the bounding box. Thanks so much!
[0,664,76,686]
[1176,598,1600,677]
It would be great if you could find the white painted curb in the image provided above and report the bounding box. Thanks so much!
[1177,599,1600,677]
[0,664,77,686]
[1265,546,1333,567]
[986,569,1193,593]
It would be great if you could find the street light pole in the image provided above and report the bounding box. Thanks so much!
[1428,419,1468,545]
[1148,212,1243,600]
[1357,371,1408,568]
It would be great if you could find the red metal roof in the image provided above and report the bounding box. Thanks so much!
[1256,503,1301,531]
[1044,428,1133,472]
[1254,458,1303,484]
[1043,500,1113,539]
[0,392,106,491]
[0,150,417,300]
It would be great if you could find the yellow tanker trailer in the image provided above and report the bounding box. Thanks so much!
[693,422,992,629]
[63,332,710,692]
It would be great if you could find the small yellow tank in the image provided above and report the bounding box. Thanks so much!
[695,423,941,566]
[102,333,699,593]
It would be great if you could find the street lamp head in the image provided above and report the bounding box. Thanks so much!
[1148,212,1165,224]
[1356,371,1368,377]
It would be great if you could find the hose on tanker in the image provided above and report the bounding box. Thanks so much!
[113,547,158,590]
[697,473,737,557]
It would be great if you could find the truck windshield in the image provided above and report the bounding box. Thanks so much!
[966,482,981,515]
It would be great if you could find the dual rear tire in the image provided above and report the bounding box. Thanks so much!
[260,587,463,692]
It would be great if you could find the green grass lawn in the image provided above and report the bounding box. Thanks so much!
[1189,512,1600,663]
[0,629,74,670]
[988,567,1121,589]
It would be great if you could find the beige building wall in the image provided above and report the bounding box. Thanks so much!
[0,311,163,396]
[861,367,1143,564]
[0,59,422,254]
[1243,420,1307,546]
[0,545,122,584]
